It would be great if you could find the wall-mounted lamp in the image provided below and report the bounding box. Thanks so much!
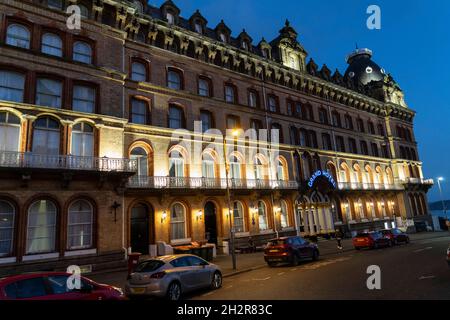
[251,204,257,226]
[196,209,203,221]
[161,210,167,224]
[111,201,121,223]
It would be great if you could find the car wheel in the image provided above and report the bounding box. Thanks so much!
[312,250,319,261]
[166,282,182,301]
[211,272,222,290]
[291,254,299,266]
[354,247,360,250]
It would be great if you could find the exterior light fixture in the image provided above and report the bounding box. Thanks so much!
[161,210,167,223]
[197,209,203,221]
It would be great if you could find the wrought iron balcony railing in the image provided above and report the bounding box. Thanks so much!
[400,177,434,185]
[0,151,137,173]
[127,176,299,190]
[338,182,403,191]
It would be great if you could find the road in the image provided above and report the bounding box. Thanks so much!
[191,235,450,300]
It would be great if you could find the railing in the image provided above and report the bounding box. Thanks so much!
[400,178,434,185]
[338,182,403,191]
[128,176,299,190]
[0,151,137,173]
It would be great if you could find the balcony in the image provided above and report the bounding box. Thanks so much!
[338,182,403,191]
[400,178,434,185]
[0,151,137,173]
[127,176,299,190]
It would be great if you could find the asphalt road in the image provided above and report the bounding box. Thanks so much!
[191,235,450,300]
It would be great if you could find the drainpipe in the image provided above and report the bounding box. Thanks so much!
[122,194,127,260]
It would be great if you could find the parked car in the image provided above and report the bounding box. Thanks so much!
[264,236,319,267]
[447,245,450,267]
[414,221,428,232]
[125,254,222,300]
[380,228,410,245]
[0,272,124,300]
[353,231,391,250]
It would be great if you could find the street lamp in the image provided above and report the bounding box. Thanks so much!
[223,129,239,270]
[437,177,447,218]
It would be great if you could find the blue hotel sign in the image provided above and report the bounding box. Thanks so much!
[307,170,337,189]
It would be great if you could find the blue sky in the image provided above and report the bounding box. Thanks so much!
[150,0,450,202]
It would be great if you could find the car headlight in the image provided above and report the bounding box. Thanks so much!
[113,287,124,295]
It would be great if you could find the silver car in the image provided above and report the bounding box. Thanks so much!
[125,254,222,300]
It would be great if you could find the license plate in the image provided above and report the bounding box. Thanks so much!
[131,287,146,294]
[269,250,279,253]
[357,239,364,242]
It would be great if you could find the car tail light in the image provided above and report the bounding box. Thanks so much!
[151,272,166,279]
[447,248,450,258]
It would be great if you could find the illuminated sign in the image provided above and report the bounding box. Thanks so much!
[308,170,337,189]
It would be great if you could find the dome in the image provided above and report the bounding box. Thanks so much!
[344,48,385,85]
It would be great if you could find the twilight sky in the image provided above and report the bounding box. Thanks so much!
[150,0,450,202]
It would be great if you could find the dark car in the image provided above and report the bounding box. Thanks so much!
[414,221,427,232]
[0,272,124,300]
[353,231,391,250]
[380,229,410,245]
[264,236,319,267]
[447,245,450,268]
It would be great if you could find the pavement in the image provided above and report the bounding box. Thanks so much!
[89,231,450,292]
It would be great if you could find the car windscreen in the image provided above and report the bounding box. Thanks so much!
[267,240,287,246]
[135,260,164,273]
[355,233,369,238]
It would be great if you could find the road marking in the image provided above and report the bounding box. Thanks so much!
[201,291,215,297]
[277,272,285,276]
[290,268,298,271]
[252,276,271,281]
[413,247,433,253]
[419,275,435,280]
[225,285,233,289]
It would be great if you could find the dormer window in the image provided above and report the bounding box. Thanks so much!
[262,49,269,59]
[220,33,227,43]
[242,41,247,50]
[167,12,175,25]
[195,22,203,34]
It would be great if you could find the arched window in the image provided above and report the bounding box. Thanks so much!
[166,12,175,25]
[233,201,245,233]
[230,155,241,180]
[167,69,182,90]
[169,150,184,178]
[73,41,92,64]
[32,117,60,155]
[202,153,215,179]
[73,85,96,113]
[41,33,63,57]
[194,22,203,34]
[258,201,268,231]
[131,62,147,82]
[224,84,236,103]
[26,200,57,254]
[254,157,264,180]
[170,203,186,240]
[78,4,90,18]
[130,99,148,125]
[6,24,30,49]
[71,122,94,157]
[280,200,289,228]
[0,70,25,103]
[132,0,143,13]
[0,200,15,256]
[277,159,286,181]
[47,0,63,10]
[67,200,93,250]
[271,123,283,143]
[198,77,211,97]
[0,111,21,152]
[36,78,62,108]
[131,147,148,177]
[355,199,364,219]
[200,110,213,132]
[168,105,184,129]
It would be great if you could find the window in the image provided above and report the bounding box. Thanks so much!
[287,100,294,116]
[168,105,184,129]
[0,200,15,257]
[32,117,60,155]
[295,102,302,118]
[4,277,47,299]
[225,85,236,103]
[268,95,278,113]
[166,12,175,25]
[277,159,285,181]
[371,143,379,157]
[195,22,203,34]
[47,0,63,10]
[381,144,390,158]
[202,153,215,178]
[368,121,375,134]
[271,123,283,143]
[254,158,264,180]
[6,24,31,49]
[0,112,20,152]
[73,85,95,113]
[319,108,328,124]
[230,156,241,180]
[79,4,89,18]
[357,119,365,133]
[308,131,318,148]
[332,111,341,127]
[131,147,148,177]
[73,41,92,64]
[280,200,289,229]
[0,71,25,103]
[233,201,245,233]
[290,126,298,145]
[219,33,227,43]
[250,119,262,139]
[41,33,63,57]
[226,115,240,130]
[258,201,268,231]
[348,138,357,154]
[71,122,94,157]
[169,151,184,177]
[170,203,186,240]
[167,69,182,90]
[344,115,353,130]
[299,129,308,147]
[130,99,148,125]
[36,78,62,108]
[26,200,57,254]
[200,110,213,132]
[248,90,258,108]
[322,133,332,150]
[67,200,93,250]
[377,123,385,136]
[360,141,369,155]
[198,77,211,97]
[336,136,345,152]
[302,104,314,121]
[131,62,147,82]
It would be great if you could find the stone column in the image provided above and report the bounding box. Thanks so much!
[325,208,334,233]
[308,209,315,235]
[312,208,319,234]
[317,206,326,234]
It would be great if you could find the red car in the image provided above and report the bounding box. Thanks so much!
[0,272,124,300]
[380,228,410,245]
[353,231,391,250]
[264,236,319,267]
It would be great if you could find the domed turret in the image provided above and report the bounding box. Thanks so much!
[344,48,385,85]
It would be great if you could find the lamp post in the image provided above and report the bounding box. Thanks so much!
[223,129,238,270]
[437,177,447,218]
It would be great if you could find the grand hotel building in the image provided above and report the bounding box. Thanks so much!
[0,0,433,273]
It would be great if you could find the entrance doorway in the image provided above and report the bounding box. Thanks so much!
[130,203,153,254]
[204,201,217,244]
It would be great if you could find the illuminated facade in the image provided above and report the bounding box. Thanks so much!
[0,0,433,273]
